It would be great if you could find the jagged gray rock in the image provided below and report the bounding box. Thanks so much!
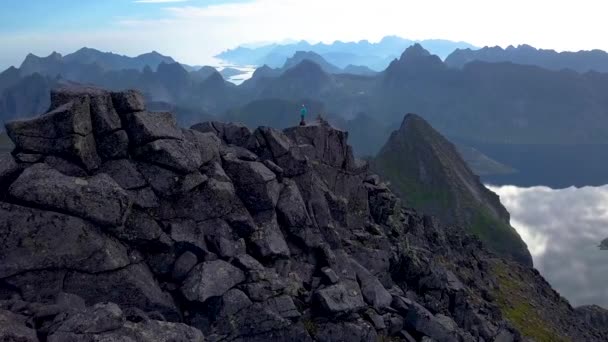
[0,309,39,341]
[50,86,122,136]
[47,302,203,342]
[98,158,147,189]
[223,156,281,212]
[172,251,198,282]
[63,263,179,321]
[314,283,366,315]
[0,90,604,342]
[6,99,101,170]
[124,111,184,146]
[181,260,246,303]
[0,202,130,278]
[0,152,20,185]
[9,163,132,226]
[111,89,146,114]
[133,139,202,173]
[96,129,129,160]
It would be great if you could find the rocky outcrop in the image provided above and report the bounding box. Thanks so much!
[599,237,608,250]
[576,305,608,334]
[0,87,604,341]
[373,113,533,266]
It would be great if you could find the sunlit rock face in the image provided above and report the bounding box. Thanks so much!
[489,184,608,308]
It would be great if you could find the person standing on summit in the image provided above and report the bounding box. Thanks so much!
[300,104,307,126]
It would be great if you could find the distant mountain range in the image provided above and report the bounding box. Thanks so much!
[5,44,608,187]
[446,44,608,73]
[216,36,478,70]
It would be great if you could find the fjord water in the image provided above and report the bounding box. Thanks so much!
[488,184,608,307]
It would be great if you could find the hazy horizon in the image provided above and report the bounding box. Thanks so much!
[2,0,608,71]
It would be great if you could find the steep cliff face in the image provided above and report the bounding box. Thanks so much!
[0,87,603,341]
[373,114,532,266]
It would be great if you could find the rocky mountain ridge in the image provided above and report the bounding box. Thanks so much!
[446,44,608,73]
[373,114,532,266]
[0,86,605,341]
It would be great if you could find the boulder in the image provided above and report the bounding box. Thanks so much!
[193,121,251,147]
[14,152,44,163]
[233,254,265,272]
[321,267,340,284]
[315,320,378,342]
[223,156,280,212]
[251,127,310,177]
[168,219,207,253]
[9,164,132,226]
[200,218,245,258]
[156,178,238,222]
[127,187,160,209]
[266,295,300,319]
[47,302,204,342]
[98,159,147,190]
[0,152,21,185]
[276,178,312,228]
[182,128,221,165]
[172,251,198,282]
[111,90,146,114]
[314,283,366,315]
[181,260,245,303]
[44,155,87,177]
[6,100,101,170]
[133,139,202,174]
[96,129,129,160]
[123,111,183,146]
[118,210,172,250]
[211,302,308,341]
[250,211,290,259]
[0,309,39,342]
[284,123,355,170]
[63,263,179,320]
[404,301,460,342]
[50,86,121,136]
[216,288,253,318]
[351,260,392,310]
[138,162,207,197]
[0,202,130,278]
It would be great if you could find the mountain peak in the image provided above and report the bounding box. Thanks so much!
[286,59,326,75]
[374,113,532,266]
[400,43,431,59]
[400,112,427,129]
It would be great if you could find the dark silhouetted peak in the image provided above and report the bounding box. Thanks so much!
[48,51,63,60]
[284,59,326,76]
[19,52,65,77]
[400,43,431,60]
[191,65,218,82]
[157,62,188,77]
[386,44,444,72]
[252,64,280,78]
[374,113,532,266]
[202,70,225,85]
[282,51,342,74]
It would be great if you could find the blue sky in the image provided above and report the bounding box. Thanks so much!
[1,0,607,70]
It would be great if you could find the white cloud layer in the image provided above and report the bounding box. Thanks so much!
[1,0,608,69]
[489,184,608,307]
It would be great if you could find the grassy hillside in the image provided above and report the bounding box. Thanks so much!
[373,114,532,265]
